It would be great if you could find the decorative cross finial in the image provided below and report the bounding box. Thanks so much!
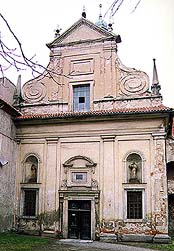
[99,3,102,18]
[54,25,61,38]
[96,3,108,30]
[82,5,86,18]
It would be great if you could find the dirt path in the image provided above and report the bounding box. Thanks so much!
[33,240,162,251]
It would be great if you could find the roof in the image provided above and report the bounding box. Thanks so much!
[0,96,21,117]
[15,105,173,122]
[0,77,16,88]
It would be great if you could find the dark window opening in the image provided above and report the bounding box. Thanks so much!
[72,172,87,183]
[167,161,174,181]
[23,190,36,216]
[127,191,142,219]
[69,200,91,211]
[76,174,83,180]
[79,97,85,103]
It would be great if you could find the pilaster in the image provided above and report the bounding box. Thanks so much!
[152,133,170,242]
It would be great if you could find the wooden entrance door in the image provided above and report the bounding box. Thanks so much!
[68,200,91,239]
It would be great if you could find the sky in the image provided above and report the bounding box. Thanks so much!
[1,0,174,107]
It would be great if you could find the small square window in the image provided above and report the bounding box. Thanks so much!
[79,97,85,103]
[76,174,83,180]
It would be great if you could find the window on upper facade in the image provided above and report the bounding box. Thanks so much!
[73,85,90,112]
[23,190,37,216]
[127,153,142,183]
[24,156,38,183]
[127,191,142,219]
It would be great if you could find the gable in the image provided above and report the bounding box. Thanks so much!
[60,24,107,44]
[47,17,115,47]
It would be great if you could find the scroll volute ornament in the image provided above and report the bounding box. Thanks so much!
[117,57,150,97]
[22,80,47,103]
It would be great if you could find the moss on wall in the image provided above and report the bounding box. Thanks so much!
[0,214,14,232]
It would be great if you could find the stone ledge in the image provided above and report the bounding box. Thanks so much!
[153,234,171,243]
[121,234,153,243]
[100,233,155,243]
[100,233,117,243]
[41,230,56,238]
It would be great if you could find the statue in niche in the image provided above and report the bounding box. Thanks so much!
[28,164,37,183]
[129,161,139,183]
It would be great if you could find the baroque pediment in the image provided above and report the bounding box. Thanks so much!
[63,155,97,168]
[47,17,115,47]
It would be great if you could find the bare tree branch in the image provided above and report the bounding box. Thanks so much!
[0,1,142,85]
[131,0,141,13]
[112,0,124,16]
[104,0,120,18]
[0,13,69,85]
[104,0,142,18]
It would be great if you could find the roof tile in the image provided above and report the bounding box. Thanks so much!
[15,105,173,121]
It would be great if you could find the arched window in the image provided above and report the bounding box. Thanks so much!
[21,155,40,217]
[24,155,38,183]
[126,153,142,183]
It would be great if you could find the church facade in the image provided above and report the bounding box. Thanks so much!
[1,12,174,242]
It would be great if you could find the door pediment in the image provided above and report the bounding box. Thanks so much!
[63,155,97,169]
[62,155,97,189]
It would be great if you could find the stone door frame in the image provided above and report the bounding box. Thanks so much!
[59,190,99,240]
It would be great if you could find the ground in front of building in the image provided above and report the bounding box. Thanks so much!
[0,233,174,251]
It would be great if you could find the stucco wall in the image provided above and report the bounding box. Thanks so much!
[15,116,169,238]
[0,109,17,231]
[0,78,16,104]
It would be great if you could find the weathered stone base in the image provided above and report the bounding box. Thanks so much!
[17,218,41,236]
[153,234,171,244]
[121,234,153,243]
[100,233,117,243]
[100,233,154,243]
[41,230,56,238]
[100,233,171,244]
[17,229,41,236]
